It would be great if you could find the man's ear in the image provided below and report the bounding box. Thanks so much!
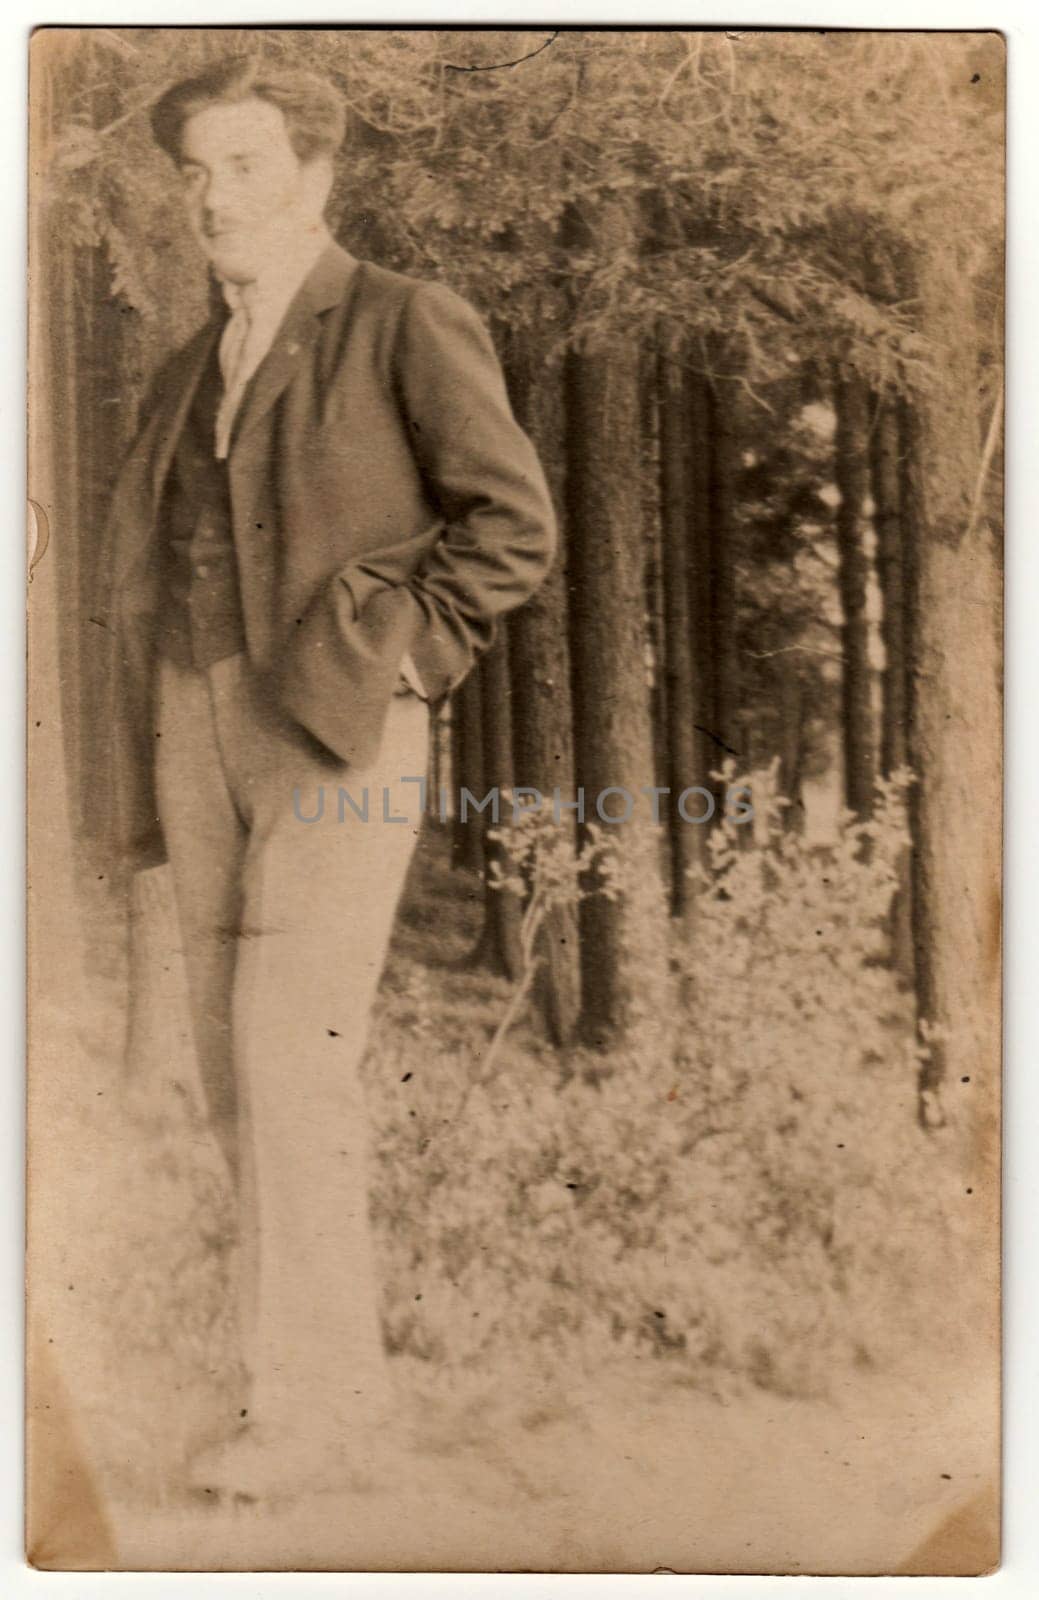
[301,155,334,217]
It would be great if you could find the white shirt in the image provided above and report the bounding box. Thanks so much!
[214,222,331,460]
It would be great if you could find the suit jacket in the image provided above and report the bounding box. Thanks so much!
[99,242,556,867]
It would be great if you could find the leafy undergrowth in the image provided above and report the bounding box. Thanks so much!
[364,787,985,1402]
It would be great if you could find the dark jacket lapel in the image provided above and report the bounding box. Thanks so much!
[226,240,359,463]
[107,319,221,595]
[145,321,222,505]
[111,242,358,597]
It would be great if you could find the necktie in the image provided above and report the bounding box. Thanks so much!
[215,282,255,460]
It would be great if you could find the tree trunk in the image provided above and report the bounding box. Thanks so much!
[450,671,486,875]
[687,373,717,801]
[777,655,806,830]
[872,391,909,776]
[901,250,1001,1153]
[657,347,704,917]
[705,376,741,778]
[563,201,670,1046]
[870,386,914,979]
[36,46,121,863]
[833,364,876,820]
[506,335,582,1045]
[473,631,523,979]
[641,354,669,829]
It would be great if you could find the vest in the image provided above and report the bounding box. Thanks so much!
[156,338,247,670]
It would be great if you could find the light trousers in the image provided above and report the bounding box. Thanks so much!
[153,651,428,1441]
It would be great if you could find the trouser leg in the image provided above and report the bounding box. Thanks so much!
[153,655,246,1180]
[208,660,429,1440]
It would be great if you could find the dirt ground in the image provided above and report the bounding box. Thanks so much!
[82,1361,997,1574]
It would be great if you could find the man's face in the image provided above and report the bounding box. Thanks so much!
[178,97,322,283]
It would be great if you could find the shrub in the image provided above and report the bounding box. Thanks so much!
[367,771,981,1397]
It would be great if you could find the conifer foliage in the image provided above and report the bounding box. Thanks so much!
[35,29,1003,1101]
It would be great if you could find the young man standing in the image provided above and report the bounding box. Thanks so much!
[102,56,555,1500]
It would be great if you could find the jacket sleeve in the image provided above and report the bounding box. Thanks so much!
[275,281,557,768]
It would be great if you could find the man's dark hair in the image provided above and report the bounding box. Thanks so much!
[151,55,347,164]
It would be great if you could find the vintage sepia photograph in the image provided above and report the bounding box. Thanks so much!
[26,26,1003,1574]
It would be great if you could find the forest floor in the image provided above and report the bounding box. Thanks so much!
[27,823,998,1575]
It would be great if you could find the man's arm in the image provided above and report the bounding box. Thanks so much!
[276,281,557,767]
